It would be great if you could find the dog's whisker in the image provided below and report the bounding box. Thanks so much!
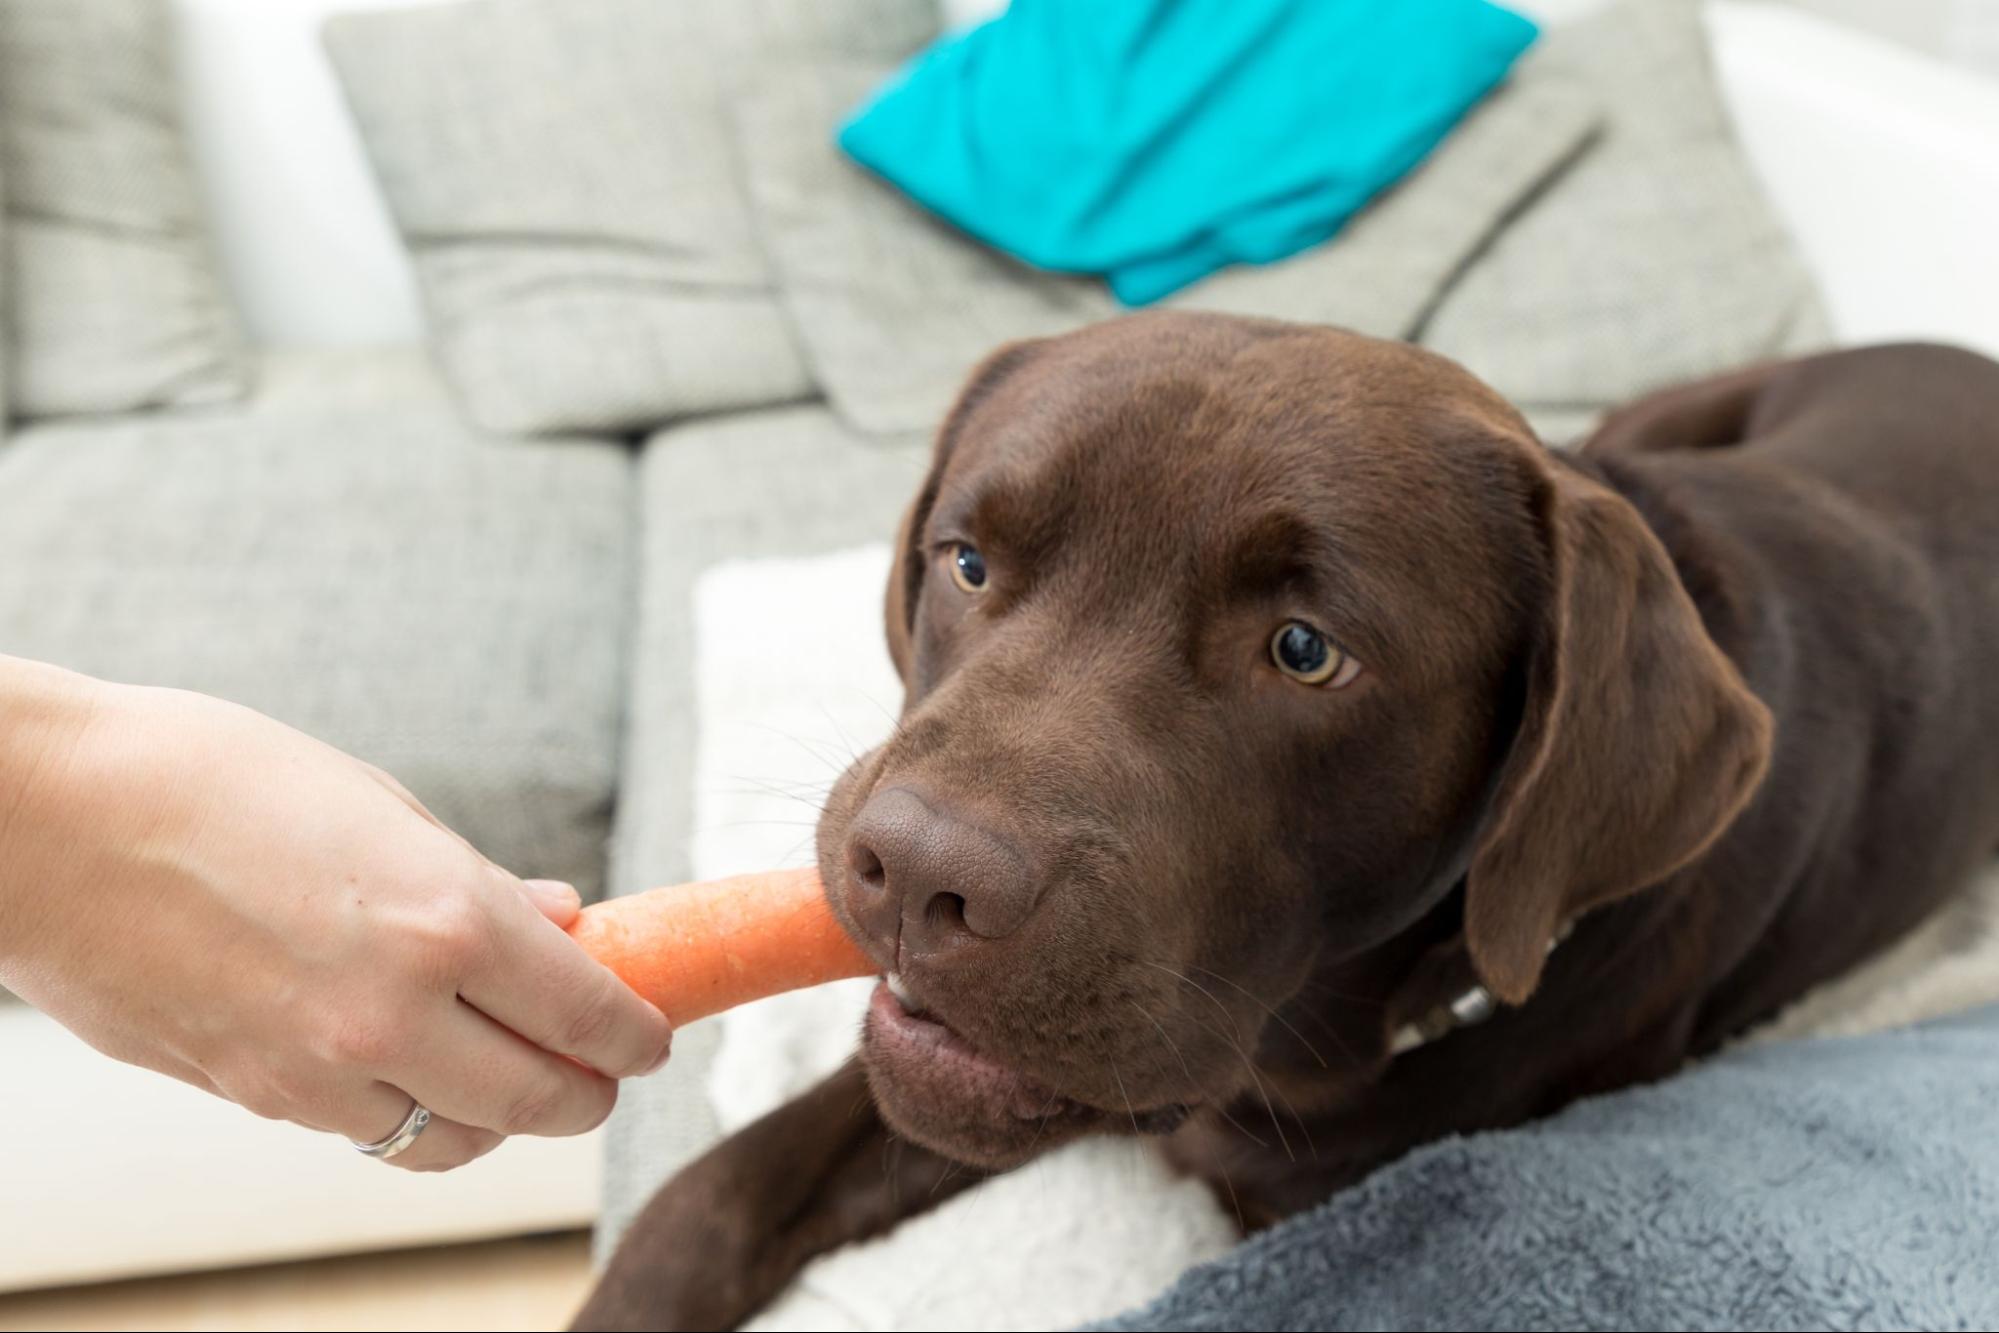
[688,818,823,834]
[1215,1159,1247,1235]
[1136,961,1244,1041]
[1111,1060,1143,1142]
[812,701,872,770]
[1282,989,1377,1059]
[1125,997,1273,1150]
[1024,1091,1065,1155]
[1285,977,1387,1009]
[856,691,905,737]
[716,773,838,800]
[1143,963,1296,1162]
[1191,964,1338,1069]
[728,719,854,775]
[706,787,830,812]
[1250,1073,1296,1163]
[1124,998,1198,1088]
[1127,994,1252,1226]
[1181,1005,1296,1162]
[720,767,838,790]
[1254,1074,1319,1164]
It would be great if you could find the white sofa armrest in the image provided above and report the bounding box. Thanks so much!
[0,1004,600,1292]
[1706,1,1999,356]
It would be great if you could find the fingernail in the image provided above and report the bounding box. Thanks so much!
[523,879,581,909]
[643,1029,673,1076]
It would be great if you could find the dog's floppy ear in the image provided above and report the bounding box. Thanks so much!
[883,496,925,681]
[883,339,1045,682]
[1465,454,1774,1005]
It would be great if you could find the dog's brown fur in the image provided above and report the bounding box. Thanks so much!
[577,315,1999,1331]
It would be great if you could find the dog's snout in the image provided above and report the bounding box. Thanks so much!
[843,786,1040,962]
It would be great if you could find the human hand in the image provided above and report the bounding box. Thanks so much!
[0,661,671,1170]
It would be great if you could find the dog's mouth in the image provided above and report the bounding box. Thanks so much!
[862,975,1192,1166]
[869,978,1083,1121]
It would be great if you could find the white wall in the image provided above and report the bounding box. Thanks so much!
[1795,0,1999,77]
[172,0,428,348]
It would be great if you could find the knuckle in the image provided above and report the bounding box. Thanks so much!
[239,1093,289,1122]
[410,895,493,979]
[499,1079,567,1136]
[321,1010,404,1070]
[358,759,401,793]
[262,1065,317,1115]
[558,988,621,1057]
[219,1067,294,1122]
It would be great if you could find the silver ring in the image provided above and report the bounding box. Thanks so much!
[351,1101,431,1160]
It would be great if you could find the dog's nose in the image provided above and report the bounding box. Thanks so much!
[842,786,1040,961]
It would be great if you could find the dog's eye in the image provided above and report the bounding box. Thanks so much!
[1270,621,1360,688]
[947,543,989,593]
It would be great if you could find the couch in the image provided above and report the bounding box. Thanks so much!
[2,0,1995,1301]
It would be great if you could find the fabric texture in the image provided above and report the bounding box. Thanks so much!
[0,0,250,420]
[737,59,1599,437]
[596,406,928,1255]
[324,0,936,437]
[838,0,1539,304]
[1417,0,1829,419]
[0,347,631,899]
[1089,1003,1999,1332]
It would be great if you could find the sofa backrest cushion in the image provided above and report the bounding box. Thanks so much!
[1415,0,1829,413]
[0,143,8,429]
[324,0,938,438]
[0,0,252,421]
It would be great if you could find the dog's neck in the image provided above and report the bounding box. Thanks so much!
[1387,921,1571,1056]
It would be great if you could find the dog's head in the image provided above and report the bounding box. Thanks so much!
[816,313,1771,1167]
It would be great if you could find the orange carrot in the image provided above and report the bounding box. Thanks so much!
[567,868,875,1027]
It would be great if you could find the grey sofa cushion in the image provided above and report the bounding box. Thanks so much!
[1,150,8,427]
[324,0,937,438]
[0,348,631,898]
[1416,0,1827,418]
[734,59,1600,437]
[598,405,925,1255]
[0,0,250,420]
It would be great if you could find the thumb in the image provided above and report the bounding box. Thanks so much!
[520,878,583,929]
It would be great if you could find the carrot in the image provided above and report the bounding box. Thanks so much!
[566,867,875,1027]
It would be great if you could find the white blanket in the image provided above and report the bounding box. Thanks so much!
[690,543,1999,1333]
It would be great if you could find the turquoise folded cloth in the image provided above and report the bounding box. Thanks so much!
[838,0,1540,305]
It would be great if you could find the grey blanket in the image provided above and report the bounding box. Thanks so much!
[1089,1006,1999,1332]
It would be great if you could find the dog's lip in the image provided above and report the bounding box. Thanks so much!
[869,979,1198,1133]
[868,980,1081,1121]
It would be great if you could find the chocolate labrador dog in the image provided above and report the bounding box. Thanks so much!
[577,313,1999,1331]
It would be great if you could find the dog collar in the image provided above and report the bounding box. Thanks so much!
[1387,920,1572,1057]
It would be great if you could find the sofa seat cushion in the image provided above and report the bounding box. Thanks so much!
[598,404,926,1251]
[0,348,633,899]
